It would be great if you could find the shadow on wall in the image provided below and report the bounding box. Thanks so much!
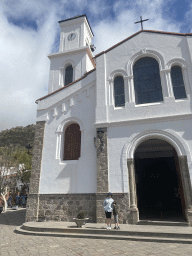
[178,38,191,64]
[120,146,125,191]
[178,38,192,124]
[56,163,78,193]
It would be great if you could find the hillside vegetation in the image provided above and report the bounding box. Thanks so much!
[0,124,35,169]
[0,124,35,148]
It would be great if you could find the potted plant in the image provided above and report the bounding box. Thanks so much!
[73,212,89,228]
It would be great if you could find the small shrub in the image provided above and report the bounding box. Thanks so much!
[77,212,85,219]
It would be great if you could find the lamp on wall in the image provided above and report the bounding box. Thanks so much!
[90,44,96,52]
[97,128,104,151]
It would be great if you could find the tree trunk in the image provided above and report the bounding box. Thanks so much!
[1,193,7,212]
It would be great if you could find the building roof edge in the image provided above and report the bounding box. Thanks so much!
[95,30,192,58]
[35,68,96,103]
[58,14,94,36]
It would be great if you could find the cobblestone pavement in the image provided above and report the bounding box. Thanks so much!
[1,208,192,256]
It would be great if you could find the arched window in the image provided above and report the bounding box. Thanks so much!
[64,123,81,160]
[114,76,125,107]
[133,57,163,104]
[171,65,187,100]
[65,65,73,86]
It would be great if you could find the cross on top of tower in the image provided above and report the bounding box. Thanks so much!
[134,16,149,30]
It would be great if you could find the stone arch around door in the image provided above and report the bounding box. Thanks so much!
[123,130,192,225]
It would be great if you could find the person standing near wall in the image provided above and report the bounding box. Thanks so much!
[103,192,114,229]
[112,201,120,229]
[16,192,20,205]
[7,192,12,207]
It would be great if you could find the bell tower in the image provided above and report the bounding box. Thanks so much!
[48,15,95,94]
[59,15,94,52]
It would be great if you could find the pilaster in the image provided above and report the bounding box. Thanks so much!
[25,121,46,222]
[127,158,139,224]
[127,75,135,103]
[96,127,108,193]
[96,127,109,223]
[178,155,192,226]
[59,67,64,87]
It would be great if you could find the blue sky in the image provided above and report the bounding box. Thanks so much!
[0,0,191,131]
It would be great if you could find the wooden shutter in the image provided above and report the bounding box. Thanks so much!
[64,123,81,160]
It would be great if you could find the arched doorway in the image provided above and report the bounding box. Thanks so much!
[134,139,186,221]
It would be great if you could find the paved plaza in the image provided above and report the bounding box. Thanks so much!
[1,208,192,256]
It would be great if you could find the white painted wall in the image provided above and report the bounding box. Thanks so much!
[59,16,93,52]
[37,27,192,196]
[86,54,94,72]
[48,15,94,94]
[38,72,97,194]
[48,49,93,94]
[108,117,192,193]
[95,32,192,125]
[94,31,192,193]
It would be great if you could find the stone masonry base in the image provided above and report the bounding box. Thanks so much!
[96,193,130,224]
[26,193,130,224]
[25,194,39,222]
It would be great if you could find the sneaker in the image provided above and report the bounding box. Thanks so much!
[114,226,116,229]
[108,227,111,230]
[106,227,109,230]
[117,227,120,230]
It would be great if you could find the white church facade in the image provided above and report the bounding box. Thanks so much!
[26,15,192,225]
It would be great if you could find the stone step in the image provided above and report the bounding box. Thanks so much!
[137,220,188,226]
[20,223,192,239]
[15,222,192,244]
[15,226,192,244]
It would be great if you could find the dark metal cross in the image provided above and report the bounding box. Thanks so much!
[26,144,32,154]
[135,16,149,30]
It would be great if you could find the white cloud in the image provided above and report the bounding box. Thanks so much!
[0,0,190,131]
[0,1,63,131]
[185,2,192,33]
[92,0,181,54]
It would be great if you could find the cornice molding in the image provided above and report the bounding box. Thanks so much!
[37,81,95,111]
[94,113,192,127]
[48,46,88,59]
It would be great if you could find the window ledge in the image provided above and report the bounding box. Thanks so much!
[60,159,80,164]
[175,98,188,102]
[135,101,164,107]
[114,106,125,109]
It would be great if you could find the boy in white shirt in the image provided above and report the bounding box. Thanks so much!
[103,192,114,229]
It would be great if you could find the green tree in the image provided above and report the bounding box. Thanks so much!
[16,152,32,170]
[14,151,32,186]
